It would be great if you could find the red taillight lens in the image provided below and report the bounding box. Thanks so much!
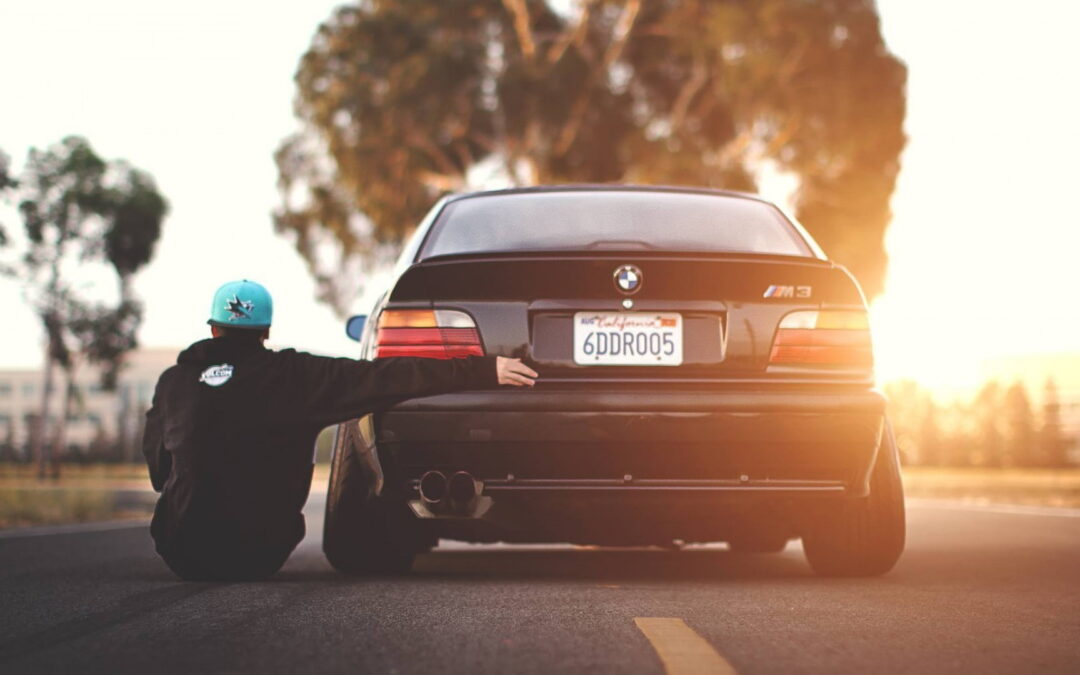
[769,311,872,367]
[375,310,484,359]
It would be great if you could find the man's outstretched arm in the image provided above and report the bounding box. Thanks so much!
[297,354,537,427]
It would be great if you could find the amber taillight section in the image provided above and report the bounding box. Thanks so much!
[375,309,484,359]
[769,310,873,367]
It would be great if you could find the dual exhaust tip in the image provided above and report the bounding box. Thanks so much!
[419,471,482,516]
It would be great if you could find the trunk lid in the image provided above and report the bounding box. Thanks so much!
[388,253,865,380]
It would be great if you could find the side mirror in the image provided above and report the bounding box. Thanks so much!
[345,315,367,342]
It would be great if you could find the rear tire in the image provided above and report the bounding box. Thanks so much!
[323,422,426,575]
[801,420,906,577]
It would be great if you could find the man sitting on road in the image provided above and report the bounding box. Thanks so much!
[142,279,537,581]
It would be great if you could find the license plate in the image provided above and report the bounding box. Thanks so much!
[573,312,683,366]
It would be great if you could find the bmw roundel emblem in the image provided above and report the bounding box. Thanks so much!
[613,264,643,295]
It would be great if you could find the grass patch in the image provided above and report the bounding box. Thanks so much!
[0,463,156,529]
[0,489,126,528]
[0,463,151,488]
[0,462,329,529]
[902,467,1080,508]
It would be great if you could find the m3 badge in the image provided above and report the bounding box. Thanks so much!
[763,285,812,299]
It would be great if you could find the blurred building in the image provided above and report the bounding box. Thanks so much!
[0,348,178,459]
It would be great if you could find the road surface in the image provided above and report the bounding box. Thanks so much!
[1,497,1077,674]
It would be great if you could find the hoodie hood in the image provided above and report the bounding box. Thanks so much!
[177,337,268,367]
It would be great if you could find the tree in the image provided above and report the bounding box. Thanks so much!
[1002,381,1036,467]
[885,379,953,466]
[916,401,945,466]
[277,0,907,314]
[1,137,168,478]
[970,382,1004,467]
[0,147,15,250]
[1038,379,1070,468]
[0,415,15,462]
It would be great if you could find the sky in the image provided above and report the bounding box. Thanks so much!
[0,0,354,365]
[871,0,1080,394]
[1,0,1078,397]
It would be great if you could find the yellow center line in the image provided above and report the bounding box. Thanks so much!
[634,617,737,675]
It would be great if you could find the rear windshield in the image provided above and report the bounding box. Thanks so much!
[421,191,812,258]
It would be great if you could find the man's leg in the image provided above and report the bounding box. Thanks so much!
[161,550,217,581]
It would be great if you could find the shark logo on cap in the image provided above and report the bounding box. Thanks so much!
[225,295,255,321]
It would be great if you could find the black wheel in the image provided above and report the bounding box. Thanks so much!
[323,422,428,575]
[801,420,906,577]
[727,533,789,554]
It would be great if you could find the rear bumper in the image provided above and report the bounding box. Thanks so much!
[377,386,885,496]
[382,387,884,415]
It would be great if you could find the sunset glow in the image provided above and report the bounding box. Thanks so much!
[867,0,1080,398]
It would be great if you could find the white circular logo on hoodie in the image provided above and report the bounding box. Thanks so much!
[199,364,234,387]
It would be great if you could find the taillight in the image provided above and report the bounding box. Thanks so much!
[769,310,872,367]
[375,309,484,359]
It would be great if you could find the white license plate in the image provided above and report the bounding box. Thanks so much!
[573,312,683,366]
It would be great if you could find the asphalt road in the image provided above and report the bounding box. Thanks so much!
[1,497,1077,674]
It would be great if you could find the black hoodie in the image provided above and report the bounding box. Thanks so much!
[142,336,496,573]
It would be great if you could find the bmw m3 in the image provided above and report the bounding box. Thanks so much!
[324,186,904,577]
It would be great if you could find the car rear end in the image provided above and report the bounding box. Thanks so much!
[358,187,886,547]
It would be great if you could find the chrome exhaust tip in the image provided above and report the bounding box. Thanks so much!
[419,471,448,509]
[448,471,482,515]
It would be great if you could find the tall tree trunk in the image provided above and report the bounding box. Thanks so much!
[2,418,14,461]
[49,368,75,479]
[34,350,56,482]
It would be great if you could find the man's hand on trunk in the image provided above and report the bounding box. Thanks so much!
[496,357,538,387]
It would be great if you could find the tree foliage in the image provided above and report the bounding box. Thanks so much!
[0,148,14,191]
[277,0,906,313]
[1,136,168,474]
[886,379,1074,468]
[9,138,167,382]
[0,147,16,249]
[1038,380,1070,468]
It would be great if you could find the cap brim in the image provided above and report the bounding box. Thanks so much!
[207,319,270,329]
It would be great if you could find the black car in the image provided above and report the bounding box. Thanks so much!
[324,186,904,577]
